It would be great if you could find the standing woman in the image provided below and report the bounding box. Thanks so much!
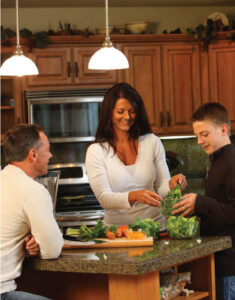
[86,83,186,228]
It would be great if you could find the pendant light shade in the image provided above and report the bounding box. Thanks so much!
[88,39,129,70]
[0,0,39,77]
[88,0,129,70]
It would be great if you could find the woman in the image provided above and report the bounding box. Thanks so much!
[85,83,186,228]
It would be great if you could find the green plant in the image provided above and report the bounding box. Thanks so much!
[161,184,181,217]
[129,217,161,237]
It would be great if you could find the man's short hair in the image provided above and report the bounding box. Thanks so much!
[192,102,231,134]
[3,124,44,165]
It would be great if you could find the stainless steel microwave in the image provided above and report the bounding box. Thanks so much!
[26,89,107,143]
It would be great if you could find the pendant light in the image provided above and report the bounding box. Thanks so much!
[88,0,129,70]
[0,0,39,77]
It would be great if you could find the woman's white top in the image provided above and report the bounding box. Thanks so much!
[85,133,170,228]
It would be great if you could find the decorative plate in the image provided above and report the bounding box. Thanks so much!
[204,12,229,26]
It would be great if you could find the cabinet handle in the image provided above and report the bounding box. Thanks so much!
[160,112,165,127]
[75,62,79,77]
[167,111,171,127]
[67,62,71,77]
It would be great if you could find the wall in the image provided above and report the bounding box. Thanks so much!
[1,6,235,34]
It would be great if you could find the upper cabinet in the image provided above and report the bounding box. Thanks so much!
[2,33,235,137]
[162,43,202,134]
[208,40,235,131]
[25,44,119,88]
[121,44,164,134]
[121,41,202,135]
[1,47,25,142]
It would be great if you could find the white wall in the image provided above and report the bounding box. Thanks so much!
[1,6,235,34]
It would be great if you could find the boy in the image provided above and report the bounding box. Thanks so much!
[173,103,235,300]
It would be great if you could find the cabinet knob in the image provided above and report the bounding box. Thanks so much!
[160,112,165,127]
[67,62,71,77]
[75,62,79,77]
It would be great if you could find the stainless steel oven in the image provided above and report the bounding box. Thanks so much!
[26,89,107,228]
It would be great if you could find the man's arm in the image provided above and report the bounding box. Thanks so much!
[23,186,63,259]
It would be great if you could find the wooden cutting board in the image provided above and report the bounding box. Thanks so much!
[63,236,153,249]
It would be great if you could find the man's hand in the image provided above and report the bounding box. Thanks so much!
[169,173,187,190]
[172,193,197,216]
[24,236,40,256]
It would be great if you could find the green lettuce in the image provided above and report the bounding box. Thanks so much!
[166,216,199,239]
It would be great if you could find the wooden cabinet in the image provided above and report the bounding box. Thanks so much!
[121,42,202,135]
[162,43,202,134]
[122,44,164,134]
[25,45,118,88]
[1,48,25,142]
[2,33,235,137]
[208,40,235,131]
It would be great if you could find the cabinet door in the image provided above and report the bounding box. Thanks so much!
[26,47,72,87]
[73,46,118,85]
[163,43,202,134]
[122,44,164,134]
[209,41,235,131]
[1,49,24,142]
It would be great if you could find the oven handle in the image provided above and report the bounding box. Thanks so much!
[48,163,89,185]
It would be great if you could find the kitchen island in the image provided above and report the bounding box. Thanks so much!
[17,235,232,300]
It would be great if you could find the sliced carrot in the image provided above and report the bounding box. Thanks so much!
[127,231,146,240]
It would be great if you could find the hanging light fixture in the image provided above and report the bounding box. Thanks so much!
[88,0,129,70]
[0,0,39,77]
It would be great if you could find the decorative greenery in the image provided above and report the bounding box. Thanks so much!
[186,18,231,50]
[2,18,235,50]
[1,22,94,49]
[163,18,235,50]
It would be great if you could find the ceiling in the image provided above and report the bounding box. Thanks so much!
[2,0,235,7]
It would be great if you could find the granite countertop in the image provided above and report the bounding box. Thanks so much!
[23,235,232,275]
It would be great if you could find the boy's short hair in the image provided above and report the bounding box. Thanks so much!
[192,102,231,134]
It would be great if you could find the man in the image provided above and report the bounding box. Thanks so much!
[173,103,235,300]
[1,124,64,300]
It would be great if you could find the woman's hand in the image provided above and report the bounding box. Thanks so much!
[169,173,187,190]
[129,190,162,207]
[24,236,40,256]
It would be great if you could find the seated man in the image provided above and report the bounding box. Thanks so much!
[1,124,64,300]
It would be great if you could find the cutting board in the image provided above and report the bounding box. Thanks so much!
[63,236,153,249]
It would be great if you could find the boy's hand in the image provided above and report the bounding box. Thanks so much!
[172,193,197,216]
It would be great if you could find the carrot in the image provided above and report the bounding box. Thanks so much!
[119,225,129,237]
[105,230,116,239]
[115,228,123,238]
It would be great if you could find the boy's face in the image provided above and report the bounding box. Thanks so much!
[193,120,227,155]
